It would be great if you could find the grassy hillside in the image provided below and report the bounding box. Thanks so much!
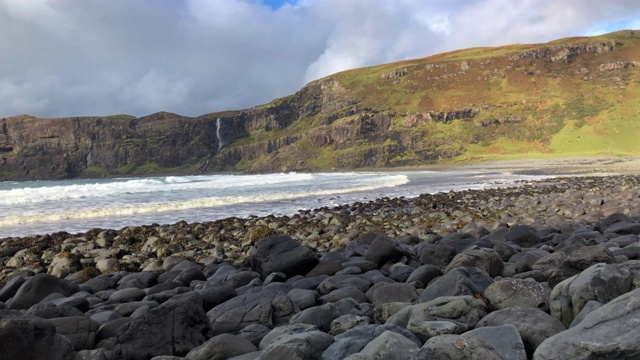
[219,30,640,172]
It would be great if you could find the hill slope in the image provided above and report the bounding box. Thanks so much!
[2,30,640,179]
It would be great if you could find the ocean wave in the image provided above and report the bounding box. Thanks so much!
[0,174,409,225]
[0,172,318,205]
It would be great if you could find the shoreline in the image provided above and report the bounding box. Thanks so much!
[1,157,638,242]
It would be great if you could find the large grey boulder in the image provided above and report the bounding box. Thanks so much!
[534,288,640,359]
[330,314,371,336]
[7,273,80,310]
[357,330,420,360]
[207,289,297,336]
[364,235,410,268]
[368,283,419,307]
[257,330,334,360]
[185,333,258,360]
[405,265,441,286]
[386,295,488,342]
[418,266,493,303]
[504,224,541,248]
[0,314,81,360]
[549,263,631,326]
[287,288,318,310]
[289,303,342,332]
[484,278,551,311]
[113,292,211,359]
[259,323,318,350]
[477,307,566,357]
[48,316,99,351]
[461,325,526,360]
[317,275,371,295]
[413,335,503,360]
[444,246,504,277]
[321,324,420,360]
[250,235,319,279]
[0,276,27,302]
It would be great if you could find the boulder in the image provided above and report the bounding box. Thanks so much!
[414,335,503,360]
[405,265,441,286]
[117,272,157,289]
[113,292,211,359]
[549,263,631,326]
[287,288,318,310]
[534,288,640,359]
[386,295,488,342]
[0,276,27,302]
[461,325,526,360]
[444,246,504,277]
[330,314,371,336]
[26,304,85,319]
[418,244,456,266]
[568,300,602,328]
[564,244,614,271]
[318,286,368,305]
[603,222,640,235]
[48,316,99,351]
[373,302,411,324]
[364,235,410,267]
[418,266,493,303]
[504,224,541,248]
[250,235,319,279]
[317,275,372,295]
[194,284,237,311]
[0,314,80,360]
[238,323,272,347]
[185,333,258,360]
[436,232,477,254]
[357,330,420,360]
[306,260,344,277]
[289,303,342,332]
[207,289,297,335]
[369,283,419,307]
[484,278,551,311]
[510,249,551,273]
[476,307,566,357]
[594,212,633,232]
[258,330,334,360]
[259,323,318,350]
[320,324,420,360]
[7,273,80,310]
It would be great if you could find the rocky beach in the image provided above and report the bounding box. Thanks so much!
[1,170,640,360]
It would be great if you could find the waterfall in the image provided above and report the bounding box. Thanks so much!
[216,118,224,151]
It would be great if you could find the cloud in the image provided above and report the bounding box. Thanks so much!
[0,0,639,118]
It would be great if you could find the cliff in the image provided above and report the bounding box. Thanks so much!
[2,30,640,180]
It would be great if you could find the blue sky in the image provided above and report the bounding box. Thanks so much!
[262,0,294,10]
[1,0,639,118]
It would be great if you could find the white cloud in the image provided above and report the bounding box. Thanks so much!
[0,0,639,118]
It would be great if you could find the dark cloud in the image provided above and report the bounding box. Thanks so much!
[0,0,638,118]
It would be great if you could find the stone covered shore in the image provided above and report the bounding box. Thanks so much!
[1,175,640,359]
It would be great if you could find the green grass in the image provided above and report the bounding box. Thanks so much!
[216,30,640,171]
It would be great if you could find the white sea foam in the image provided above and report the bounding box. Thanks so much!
[0,173,317,205]
[0,174,409,226]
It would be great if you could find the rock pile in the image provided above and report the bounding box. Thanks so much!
[1,175,640,359]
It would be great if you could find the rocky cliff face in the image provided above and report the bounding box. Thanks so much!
[0,113,220,180]
[2,30,640,180]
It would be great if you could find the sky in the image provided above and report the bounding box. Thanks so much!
[1,0,640,118]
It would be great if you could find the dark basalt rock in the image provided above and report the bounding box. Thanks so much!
[250,235,319,279]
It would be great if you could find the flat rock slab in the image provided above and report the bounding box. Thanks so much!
[534,288,640,359]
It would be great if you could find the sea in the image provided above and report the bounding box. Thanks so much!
[0,171,553,238]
